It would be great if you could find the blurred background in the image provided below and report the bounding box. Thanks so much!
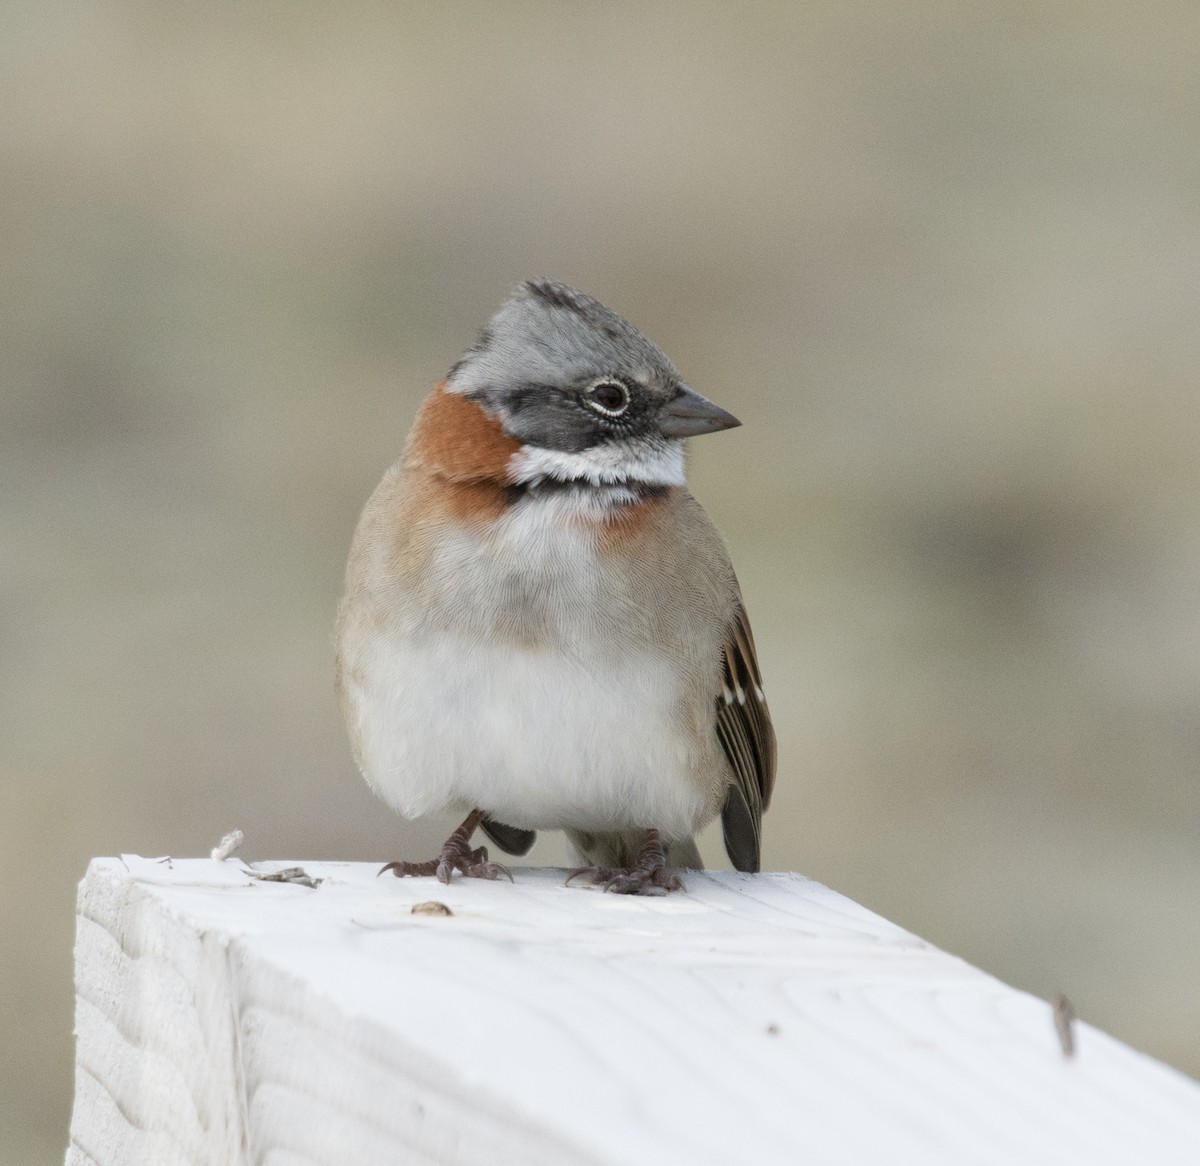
[4,2,1200,1160]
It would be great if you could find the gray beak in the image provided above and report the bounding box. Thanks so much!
[658,385,742,438]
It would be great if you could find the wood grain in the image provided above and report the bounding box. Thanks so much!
[70,858,1200,1165]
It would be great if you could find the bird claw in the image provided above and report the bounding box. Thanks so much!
[436,845,513,884]
[565,829,684,895]
[606,866,683,894]
[567,865,682,895]
[379,858,439,878]
[380,817,514,885]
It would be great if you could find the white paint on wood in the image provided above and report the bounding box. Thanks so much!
[70,857,1200,1165]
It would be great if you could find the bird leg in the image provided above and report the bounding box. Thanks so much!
[379,808,513,885]
[566,828,684,895]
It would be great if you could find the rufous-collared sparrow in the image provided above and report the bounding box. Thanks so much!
[335,279,775,894]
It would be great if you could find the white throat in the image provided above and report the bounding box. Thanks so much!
[507,439,685,489]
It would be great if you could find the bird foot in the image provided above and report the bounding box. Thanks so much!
[380,811,513,885]
[565,829,684,895]
[566,865,683,895]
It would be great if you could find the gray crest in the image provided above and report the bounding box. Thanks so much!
[447,279,680,400]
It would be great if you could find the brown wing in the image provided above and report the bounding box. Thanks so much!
[715,597,777,873]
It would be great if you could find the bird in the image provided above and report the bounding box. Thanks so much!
[335,279,775,894]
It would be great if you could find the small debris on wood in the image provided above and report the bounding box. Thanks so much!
[211,829,245,863]
[411,901,454,917]
[250,866,323,890]
[1052,993,1076,1058]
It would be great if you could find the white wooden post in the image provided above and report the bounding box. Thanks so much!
[70,856,1200,1165]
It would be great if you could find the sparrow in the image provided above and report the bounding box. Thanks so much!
[335,279,775,894]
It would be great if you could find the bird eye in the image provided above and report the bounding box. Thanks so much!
[585,380,629,416]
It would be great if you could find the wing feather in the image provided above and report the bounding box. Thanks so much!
[716,598,777,873]
[480,815,537,856]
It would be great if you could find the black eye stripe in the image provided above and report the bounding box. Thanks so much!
[585,380,630,416]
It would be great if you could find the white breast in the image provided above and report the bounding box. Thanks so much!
[339,491,714,837]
